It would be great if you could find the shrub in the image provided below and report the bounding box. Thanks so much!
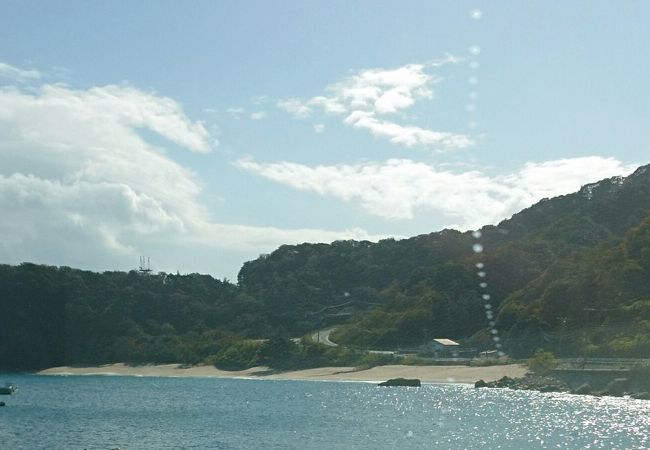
[470,356,513,367]
[212,340,261,370]
[527,349,558,375]
[355,352,397,370]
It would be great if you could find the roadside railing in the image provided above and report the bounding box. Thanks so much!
[558,358,650,369]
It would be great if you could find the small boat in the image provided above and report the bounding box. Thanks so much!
[0,383,16,395]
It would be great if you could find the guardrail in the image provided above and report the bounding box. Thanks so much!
[560,358,650,363]
[559,358,650,368]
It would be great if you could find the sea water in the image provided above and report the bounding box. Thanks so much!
[0,374,648,449]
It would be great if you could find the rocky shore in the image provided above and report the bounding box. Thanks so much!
[475,373,650,399]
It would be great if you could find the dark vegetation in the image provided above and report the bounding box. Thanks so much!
[1,165,650,370]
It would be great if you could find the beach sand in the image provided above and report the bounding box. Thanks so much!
[38,363,527,384]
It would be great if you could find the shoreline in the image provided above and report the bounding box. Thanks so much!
[36,363,528,384]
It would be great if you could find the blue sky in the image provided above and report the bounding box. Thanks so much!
[0,1,648,279]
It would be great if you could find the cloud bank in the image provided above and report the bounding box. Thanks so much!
[0,77,380,275]
[237,156,638,229]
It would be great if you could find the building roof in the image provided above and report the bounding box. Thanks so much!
[432,338,460,346]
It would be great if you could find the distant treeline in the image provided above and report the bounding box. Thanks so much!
[1,165,650,370]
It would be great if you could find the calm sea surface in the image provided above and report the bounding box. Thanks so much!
[0,374,648,449]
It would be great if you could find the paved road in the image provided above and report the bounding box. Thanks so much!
[312,327,338,347]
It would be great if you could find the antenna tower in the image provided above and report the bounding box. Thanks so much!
[138,256,152,274]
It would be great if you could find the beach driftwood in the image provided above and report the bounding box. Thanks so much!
[378,378,421,387]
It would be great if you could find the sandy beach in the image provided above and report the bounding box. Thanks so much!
[38,363,527,384]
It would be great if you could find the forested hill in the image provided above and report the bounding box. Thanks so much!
[237,164,650,354]
[1,164,650,370]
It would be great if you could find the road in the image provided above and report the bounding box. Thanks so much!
[311,327,338,347]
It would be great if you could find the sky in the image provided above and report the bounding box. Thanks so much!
[0,1,648,280]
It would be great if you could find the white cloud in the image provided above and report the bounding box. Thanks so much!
[313,124,325,133]
[237,156,638,229]
[0,62,41,82]
[344,111,473,148]
[277,98,312,118]
[1,84,212,153]
[250,111,267,120]
[307,95,347,114]
[277,60,471,150]
[0,80,381,276]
